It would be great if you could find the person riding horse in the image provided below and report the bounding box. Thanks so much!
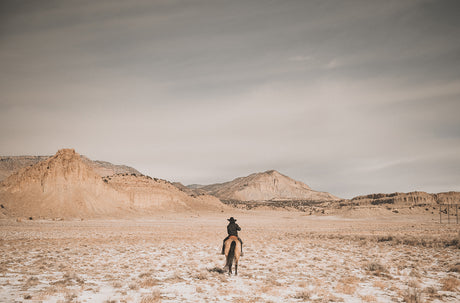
[222,217,243,256]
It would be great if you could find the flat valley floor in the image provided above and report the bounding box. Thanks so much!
[1,212,459,302]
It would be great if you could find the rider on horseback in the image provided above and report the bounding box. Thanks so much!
[222,217,243,256]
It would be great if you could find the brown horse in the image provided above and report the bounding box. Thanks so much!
[223,235,241,275]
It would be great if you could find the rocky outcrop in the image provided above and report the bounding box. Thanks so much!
[349,191,460,206]
[435,192,460,204]
[0,154,141,181]
[0,149,225,219]
[196,170,340,202]
[0,149,128,218]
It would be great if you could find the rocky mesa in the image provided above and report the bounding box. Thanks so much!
[348,191,460,206]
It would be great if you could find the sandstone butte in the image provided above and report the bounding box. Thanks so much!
[195,170,340,202]
[0,149,224,219]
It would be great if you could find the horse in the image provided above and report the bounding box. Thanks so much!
[223,235,241,275]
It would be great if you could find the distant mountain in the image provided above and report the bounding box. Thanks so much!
[0,154,141,181]
[0,149,225,219]
[187,184,206,190]
[172,182,208,196]
[194,170,340,202]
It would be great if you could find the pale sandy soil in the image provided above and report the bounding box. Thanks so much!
[0,212,459,302]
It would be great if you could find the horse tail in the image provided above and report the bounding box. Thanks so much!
[225,241,236,269]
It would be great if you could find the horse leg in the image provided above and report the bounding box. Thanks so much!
[228,255,233,275]
[235,263,238,275]
[226,241,236,275]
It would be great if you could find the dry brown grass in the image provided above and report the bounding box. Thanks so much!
[373,280,386,290]
[361,294,377,302]
[364,261,388,276]
[448,263,460,273]
[294,290,311,300]
[441,277,460,291]
[139,277,159,288]
[335,276,360,295]
[138,272,152,278]
[193,271,209,280]
[140,290,161,303]
[423,286,437,295]
[402,287,423,303]
[22,276,39,290]
[128,282,139,290]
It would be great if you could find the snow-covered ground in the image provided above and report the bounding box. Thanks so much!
[0,213,459,302]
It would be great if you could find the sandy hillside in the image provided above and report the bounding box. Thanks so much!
[105,174,225,213]
[198,170,340,202]
[0,149,226,219]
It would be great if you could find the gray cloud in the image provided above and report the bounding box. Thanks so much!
[1,0,459,198]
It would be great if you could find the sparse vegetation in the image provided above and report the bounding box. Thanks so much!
[335,276,360,295]
[403,286,423,303]
[448,263,460,273]
[140,290,161,303]
[294,290,311,300]
[1,214,458,302]
[441,277,460,291]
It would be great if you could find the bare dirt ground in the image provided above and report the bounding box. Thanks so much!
[1,211,459,302]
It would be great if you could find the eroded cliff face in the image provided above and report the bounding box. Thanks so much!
[435,192,460,204]
[0,154,140,181]
[200,170,340,202]
[2,149,99,192]
[350,191,460,206]
[0,149,225,219]
[0,149,128,218]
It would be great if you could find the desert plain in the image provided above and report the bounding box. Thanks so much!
[1,211,459,303]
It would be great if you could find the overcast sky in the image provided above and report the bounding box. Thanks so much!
[1,0,459,198]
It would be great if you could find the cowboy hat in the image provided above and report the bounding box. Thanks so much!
[227,217,236,222]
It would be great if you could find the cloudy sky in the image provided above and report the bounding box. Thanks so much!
[1,0,459,198]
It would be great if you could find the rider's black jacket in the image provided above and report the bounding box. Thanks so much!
[227,222,241,236]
